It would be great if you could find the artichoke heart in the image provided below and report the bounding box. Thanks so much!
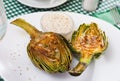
[11,18,72,73]
[69,23,108,76]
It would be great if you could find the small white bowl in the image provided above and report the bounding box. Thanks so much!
[41,12,74,40]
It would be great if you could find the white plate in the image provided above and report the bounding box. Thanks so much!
[17,0,67,8]
[0,12,120,81]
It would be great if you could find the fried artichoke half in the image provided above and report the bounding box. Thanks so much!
[11,18,72,73]
[69,23,108,76]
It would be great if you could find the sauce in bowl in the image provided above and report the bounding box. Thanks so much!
[41,12,74,40]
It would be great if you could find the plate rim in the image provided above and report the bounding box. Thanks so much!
[9,11,119,31]
[17,0,68,8]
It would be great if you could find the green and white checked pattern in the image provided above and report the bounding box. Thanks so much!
[0,76,4,81]
[3,0,120,19]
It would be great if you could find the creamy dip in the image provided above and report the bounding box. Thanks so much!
[41,12,74,39]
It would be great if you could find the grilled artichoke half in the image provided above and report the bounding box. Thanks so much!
[11,18,72,73]
[69,23,108,76]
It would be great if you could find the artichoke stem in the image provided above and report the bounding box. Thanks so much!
[69,62,88,76]
[69,56,92,76]
[11,18,41,38]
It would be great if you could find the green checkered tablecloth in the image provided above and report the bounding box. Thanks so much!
[0,77,3,81]
[3,0,120,19]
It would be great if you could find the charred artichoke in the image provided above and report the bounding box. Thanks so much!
[69,23,108,76]
[11,18,72,73]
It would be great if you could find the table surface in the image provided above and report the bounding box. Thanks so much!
[3,0,120,19]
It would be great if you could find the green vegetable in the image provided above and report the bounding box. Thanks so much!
[69,23,108,76]
[11,18,72,73]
